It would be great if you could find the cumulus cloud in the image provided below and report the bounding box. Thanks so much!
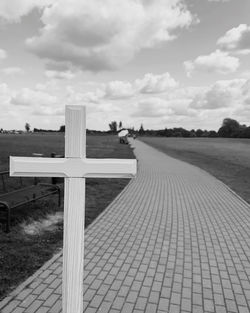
[103,81,134,99]
[11,88,57,107]
[135,72,178,94]
[184,50,240,76]
[217,24,250,54]
[0,0,52,22]
[190,79,246,110]
[26,0,194,71]
[66,88,104,104]
[80,72,179,101]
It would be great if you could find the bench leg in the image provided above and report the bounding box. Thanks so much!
[58,188,61,207]
[54,186,61,207]
[0,203,11,233]
[6,205,10,233]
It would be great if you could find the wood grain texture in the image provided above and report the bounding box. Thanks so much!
[65,106,86,158]
[63,178,85,313]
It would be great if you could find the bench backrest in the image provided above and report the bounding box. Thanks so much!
[0,171,38,194]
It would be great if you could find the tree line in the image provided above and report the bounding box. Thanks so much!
[108,118,250,138]
[4,118,249,139]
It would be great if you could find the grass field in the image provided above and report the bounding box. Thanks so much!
[0,133,135,300]
[140,137,250,205]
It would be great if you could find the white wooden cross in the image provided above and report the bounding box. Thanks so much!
[10,105,137,313]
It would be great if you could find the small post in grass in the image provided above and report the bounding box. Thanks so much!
[10,105,137,313]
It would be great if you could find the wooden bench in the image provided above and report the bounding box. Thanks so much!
[0,171,61,232]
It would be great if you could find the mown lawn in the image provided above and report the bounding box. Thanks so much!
[140,137,250,205]
[0,134,135,300]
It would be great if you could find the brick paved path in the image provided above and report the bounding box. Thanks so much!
[1,140,250,313]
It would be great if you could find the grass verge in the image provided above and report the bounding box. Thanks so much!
[140,137,250,205]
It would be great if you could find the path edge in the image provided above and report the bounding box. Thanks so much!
[138,138,250,208]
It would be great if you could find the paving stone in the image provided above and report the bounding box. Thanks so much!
[192,305,203,313]
[11,308,26,313]
[204,298,215,312]
[158,297,169,311]
[98,301,112,313]
[35,307,50,313]
[48,299,61,313]
[169,303,181,313]
[16,288,32,301]
[105,288,117,302]
[181,297,192,312]
[33,284,48,295]
[121,302,134,313]
[112,297,126,310]
[19,294,37,308]
[135,297,147,310]
[2,301,21,313]
[238,306,250,313]
[89,294,103,308]
[43,294,59,307]
[215,306,227,313]
[145,302,157,313]
[38,288,54,301]
[26,299,43,313]
[127,291,138,303]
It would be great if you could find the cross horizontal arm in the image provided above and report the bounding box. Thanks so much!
[10,157,137,178]
[80,158,137,178]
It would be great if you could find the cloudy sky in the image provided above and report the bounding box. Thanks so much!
[0,0,250,131]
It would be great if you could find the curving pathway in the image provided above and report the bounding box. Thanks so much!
[1,139,250,313]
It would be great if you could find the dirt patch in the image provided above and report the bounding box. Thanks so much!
[21,212,63,235]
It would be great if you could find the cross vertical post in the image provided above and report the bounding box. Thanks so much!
[63,106,86,313]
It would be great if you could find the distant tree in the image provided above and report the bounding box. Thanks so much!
[109,121,117,133]
[59,125,65,132]
[201,130,209,137]
[118,121,123,129]
[156,129,166,137]
[240,126,250,138]
[208,130,218,137]
[25,123,31,132]
[222,118,240,128]
[138,124,145,135]
[218,118,240,137]
[181,128,191,138]
[195,129,203,137]
[0,128,3,133]
[190,129,196,137]
[172,128,182,137]
[128,126,135,132]
[238,125,250,138]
